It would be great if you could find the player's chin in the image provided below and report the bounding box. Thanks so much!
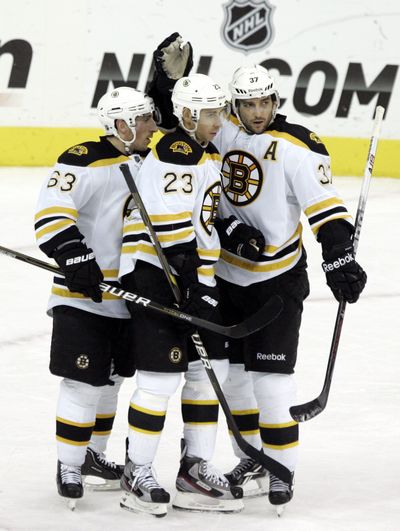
[249,121,267,134]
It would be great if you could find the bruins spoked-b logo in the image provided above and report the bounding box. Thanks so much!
[201,182,221,235]
[221,0,275,53]
[221,150,263,206]
[75,354,90,369]
[169,347,182,364]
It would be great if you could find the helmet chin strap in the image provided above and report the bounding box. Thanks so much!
[114,125,137,154]
[180,117,208,148]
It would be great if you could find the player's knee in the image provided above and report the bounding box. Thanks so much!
[223,363,253,398]
[136,370,182,398]
[251,372,297,403]
[60,378,103,407]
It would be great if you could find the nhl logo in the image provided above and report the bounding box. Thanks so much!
[221,0,275,53]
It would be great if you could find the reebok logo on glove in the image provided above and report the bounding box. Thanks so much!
[65,252,95,266]
[322,252,354,272]
[201,295,218,307]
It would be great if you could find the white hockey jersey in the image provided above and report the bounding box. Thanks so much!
[35,136,146,318]
[213,114,353,286]
[119,128,221,287]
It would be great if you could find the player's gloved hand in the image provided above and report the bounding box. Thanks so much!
[179,283,219,322]
[53,242,104,303]
[154,32,193,82]
[322,241,367,303]
[215,215,265,261]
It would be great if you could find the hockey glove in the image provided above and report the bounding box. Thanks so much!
[215,216,265,261]
[322,241,367,303]
[154,32,193,82]
[53,242,104,303]
[179,283,219,322]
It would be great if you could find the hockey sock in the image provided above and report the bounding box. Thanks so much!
[89,374,124,455]
[56,378,103,466]
[182,359,228,461]
[252,372,299,472]
[223,364,262,458]
[128,371,181,465]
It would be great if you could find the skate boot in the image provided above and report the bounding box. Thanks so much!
[81,447,124,491]
[225,457,268,498]
[269,472,294,516]
[56,460,83,511]
[173,441,244,513]
[120,459,170,518]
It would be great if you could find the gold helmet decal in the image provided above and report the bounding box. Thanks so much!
[221,150,263,206]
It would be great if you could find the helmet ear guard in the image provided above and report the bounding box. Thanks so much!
[97,87,155,150]
[171,73,229,138]
[229,65,280,131]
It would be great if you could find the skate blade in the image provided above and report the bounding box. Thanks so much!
[173,492,244,513]
[66,498,78,511]
[241,476,269,499]
[120,492,168,518]
[275,503,287,517]
[83,476,121,491]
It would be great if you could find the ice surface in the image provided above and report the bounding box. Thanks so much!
[0,168,399,530]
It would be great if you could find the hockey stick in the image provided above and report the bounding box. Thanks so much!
[290,105,385,423]
[120,163,291,484]
[0,244,281,339]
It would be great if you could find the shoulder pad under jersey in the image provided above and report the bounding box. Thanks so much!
[57,136,129,167]
[267,114,329,155]
[152,129,220,166]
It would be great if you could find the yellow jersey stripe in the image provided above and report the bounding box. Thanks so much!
[88,155,129,167]
[92,430,112,436]
[304,197,344,217]
[311,213,353,234]
[95,413,115,419]
[263,224,302,254]
[36,219,75,239]
[197,248,220,258]
[35,206,78,221]
[228,429,260,436]
[267,130,310,150]
[121,244,157,256]
[51,286,120,300]
[221,244,302,273]
[197,266,215,277]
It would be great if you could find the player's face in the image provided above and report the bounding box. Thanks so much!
[238,96,274,134]
[195,106,228,144]
[133,113,158,150]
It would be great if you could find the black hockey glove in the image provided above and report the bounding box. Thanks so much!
[179,283,219,322]
[322,241,367,303]
[53,242,104,303]
[215,216,265,261]
[154,32,193,86]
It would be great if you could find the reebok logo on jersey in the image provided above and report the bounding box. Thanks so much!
[201,295,218,307]
[322,252,354,272]
[256,352,286,361]
[66,252,95,266]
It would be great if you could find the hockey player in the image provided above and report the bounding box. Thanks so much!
[118,73,243,517]
[148,34,367,513]
[35,86,158,508]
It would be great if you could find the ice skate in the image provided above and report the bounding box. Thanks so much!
[120,459,170,518]
[225,457,268,498]
[81,447,124,491]
[56,460,83,511]
[269,472,294,516]
[173,441,244,513]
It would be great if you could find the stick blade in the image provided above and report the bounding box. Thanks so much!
[229,295,283,339]
[289,398,325,423]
